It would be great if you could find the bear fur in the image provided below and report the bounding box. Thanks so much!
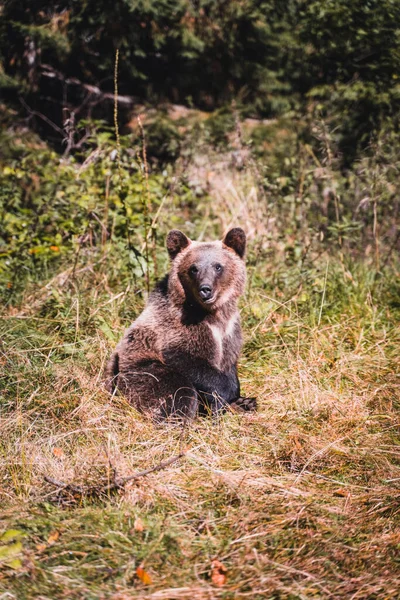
[105,227,256,420]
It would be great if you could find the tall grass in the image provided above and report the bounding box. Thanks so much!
[0,110,399,598]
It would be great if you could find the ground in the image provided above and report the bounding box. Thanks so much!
[1,245,399,598]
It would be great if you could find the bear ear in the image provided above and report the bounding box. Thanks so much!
[166,230,191,260]
[222,227,246,258]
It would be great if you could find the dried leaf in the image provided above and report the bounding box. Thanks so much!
[36,544,46,553]
[136,566,152,585]
[47,531,60,545]
[52,447,64,458]
[333,488,348,497]
[211,559,227,587]
[134,517,144,532]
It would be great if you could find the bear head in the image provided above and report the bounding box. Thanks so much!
[166,228,247,311]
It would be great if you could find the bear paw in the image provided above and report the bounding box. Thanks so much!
[229,396,257,412]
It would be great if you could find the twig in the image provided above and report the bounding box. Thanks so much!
[44,452,186,498]
[317,259,329,327]
[114,49,122,182]
[40,64,136,105]
[20,97,64,136]
[90,210,110,238]
[137,114,152,290]
[118,452,185,485]
[43,476,85,495]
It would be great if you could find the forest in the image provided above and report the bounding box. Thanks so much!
[1,1,399,598]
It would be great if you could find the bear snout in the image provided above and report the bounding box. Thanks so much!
[199,284,213,300]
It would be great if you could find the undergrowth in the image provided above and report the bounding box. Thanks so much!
[1,245,399,598]
[0,112,400,599]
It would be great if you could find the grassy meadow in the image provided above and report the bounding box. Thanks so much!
[1,112,400,599]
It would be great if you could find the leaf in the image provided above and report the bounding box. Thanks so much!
[52,447,64,458]
[136,566,152,585]
[333,488,349,498]
[211,559,227,587]
[36,544,46,553]
[7,558,23,570]
[47,531,60,545]
[0,541,23,562]
[134,517,144,532]
[0,529,26,542]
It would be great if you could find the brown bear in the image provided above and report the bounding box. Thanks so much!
[105,227,256,420]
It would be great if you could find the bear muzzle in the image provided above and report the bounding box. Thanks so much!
[199,284,213,301]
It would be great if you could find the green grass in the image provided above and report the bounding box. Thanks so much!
[1,250,399,599]
[1,108,399,597]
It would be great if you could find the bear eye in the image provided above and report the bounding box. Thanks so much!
[189,265,198,276]
[215,263,223,272]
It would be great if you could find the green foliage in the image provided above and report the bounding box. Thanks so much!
[203,108,236,148]
[297,0,400,157]
[2,106,400,304]
[144,115,182,163]
[1,0,293,112]
[2,0,400,155]
[0,127,171,300]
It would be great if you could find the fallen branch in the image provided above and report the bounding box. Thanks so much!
[44,452,186,498]
[40,64,136,105]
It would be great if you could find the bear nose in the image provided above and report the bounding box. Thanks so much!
[199,285,212,300]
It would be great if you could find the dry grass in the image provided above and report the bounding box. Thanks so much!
[1,233,399,599]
